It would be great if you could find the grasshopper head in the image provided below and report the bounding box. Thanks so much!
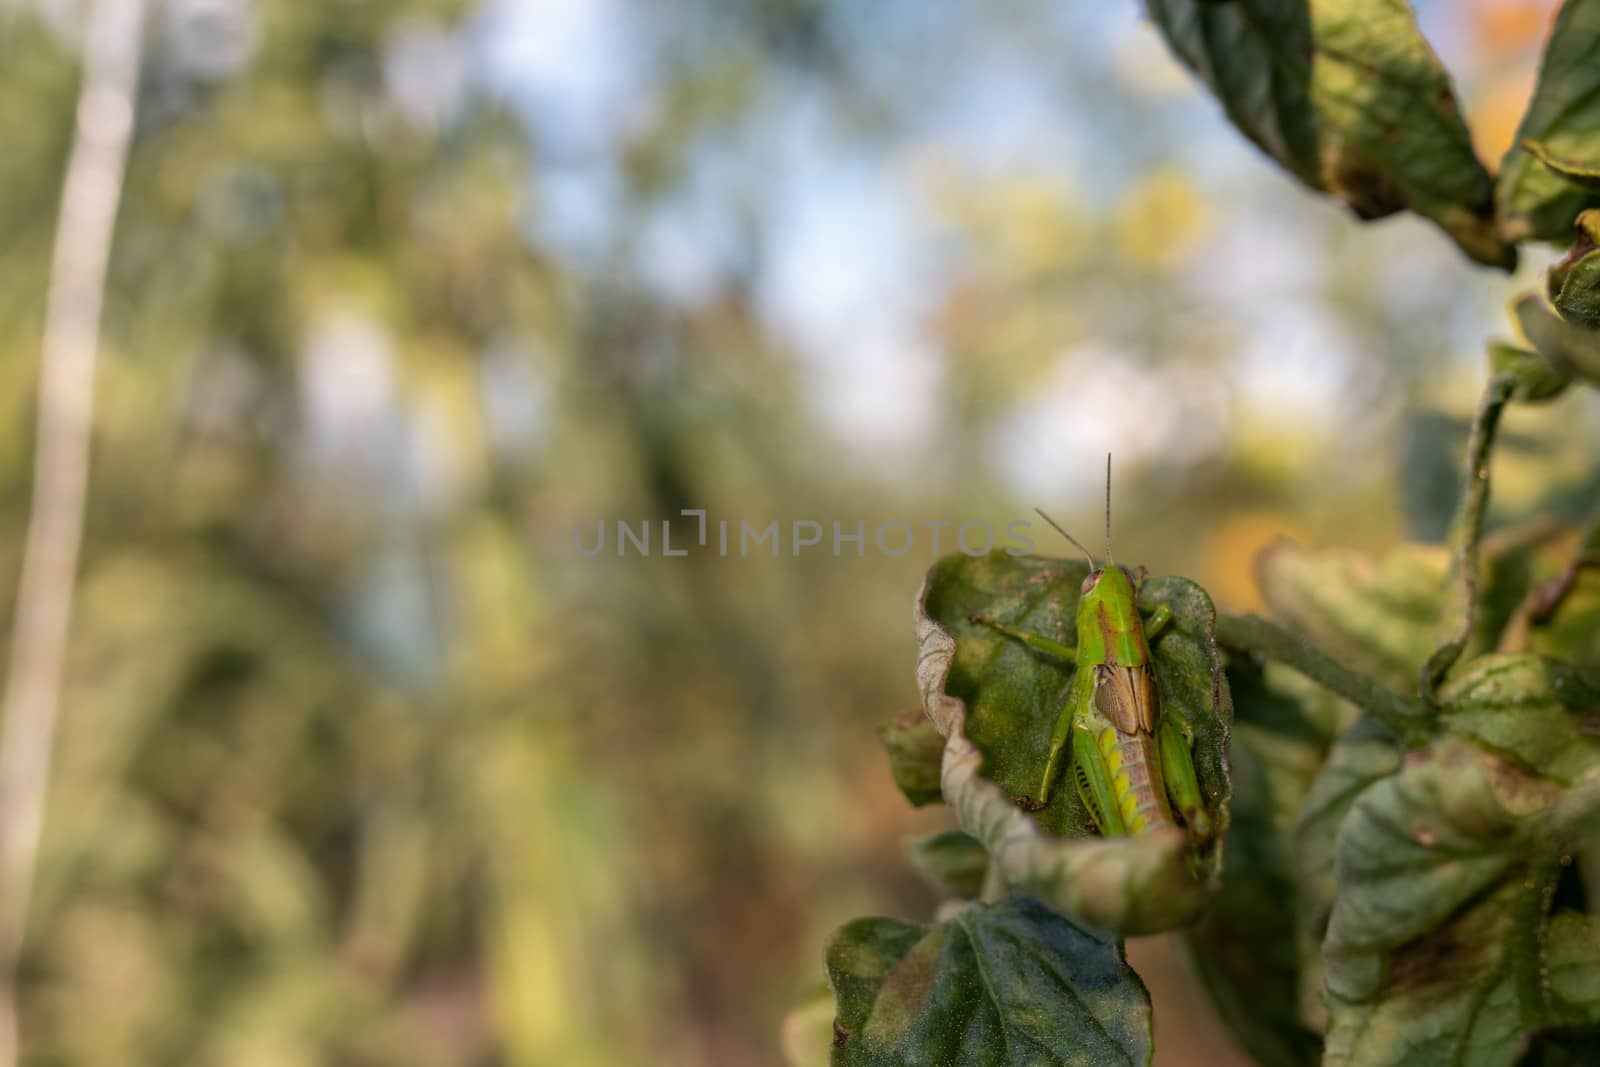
[1079,563,1142,600]
[1076,562,1151,665]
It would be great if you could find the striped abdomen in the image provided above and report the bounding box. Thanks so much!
[1092,663,1176,834]
[1092,724,1176,834]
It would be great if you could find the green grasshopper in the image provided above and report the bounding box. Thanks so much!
[970,460,1213,843]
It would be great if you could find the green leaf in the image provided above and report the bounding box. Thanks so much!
[1292,717,1405,1034]
[1255,529,1584,704]
[879,710,946,808]
[1526,141,1600,191]
[1146,0,1513,268]
[903,831,990,901]
[1487,342,1573,404]
[1438,654,1600,787]
[1511,289,1600,385]
[915,552,1232,935]
[1548,911,1600,1021]
[1516,525,1600,687]
[824,895,1153,1066]
[1549,209,1600,329]
[1256,540,1449,693]
[1182,660,1354,1065]
[1321,736,1600,1067]
[1497,0,1600,242]
[1215,612,1433,745]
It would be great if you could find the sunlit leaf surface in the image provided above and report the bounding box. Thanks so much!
[1147,0,1513,267]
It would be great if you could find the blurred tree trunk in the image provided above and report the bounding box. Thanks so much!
[0,1,145,1061]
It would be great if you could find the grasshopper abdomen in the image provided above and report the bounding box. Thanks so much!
[1089,718,1176,835]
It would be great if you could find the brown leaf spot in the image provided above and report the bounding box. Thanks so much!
[1322,142,1406,219]
[1385,896,1505,1007]
[863,927,948,1048]
[832,1020,849,1047]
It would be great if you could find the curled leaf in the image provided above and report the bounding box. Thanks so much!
[824,895,1153,1066]
[1526,141,1600,192]
[1487,342,1573,404]
[1512,290,1600,383]
[915,552,1232,936]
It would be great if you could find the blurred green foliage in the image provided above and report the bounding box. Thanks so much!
[4,1,1600,1065]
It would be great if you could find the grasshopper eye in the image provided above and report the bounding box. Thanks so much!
[1080,571,1100,594]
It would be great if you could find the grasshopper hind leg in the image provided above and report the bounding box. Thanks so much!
[1070,724,1127,836]
[1073,760,1102,832]
[1158,714,1213,842]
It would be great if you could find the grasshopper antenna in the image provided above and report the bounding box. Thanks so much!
[1033,508,1096,570]
[1104,453,1115,567]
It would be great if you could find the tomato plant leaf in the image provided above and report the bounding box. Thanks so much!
[1255,526,1585,705]
[1256,540,1449,693]
[824,895,1153,1067]
[1182,659,1355,1065]
[1549,209,1600,330]
[1293,717,1406,1034]
[1438,654,1600,787]
[1497,0,1600,242]
[1321,733,1600,1067]
[1145,0,1513,267]
[1512,290,1600,384]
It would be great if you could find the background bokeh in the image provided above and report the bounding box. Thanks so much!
[2,1,1598,1064]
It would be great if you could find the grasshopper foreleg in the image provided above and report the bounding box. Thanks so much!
[968,614,1075,662]
[969,614,1081,810]
[1142,603,1173,641]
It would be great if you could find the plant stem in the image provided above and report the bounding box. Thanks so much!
[1498,498,1600,652]
[1421,372,1515,703]
[1215,613,1433,746]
